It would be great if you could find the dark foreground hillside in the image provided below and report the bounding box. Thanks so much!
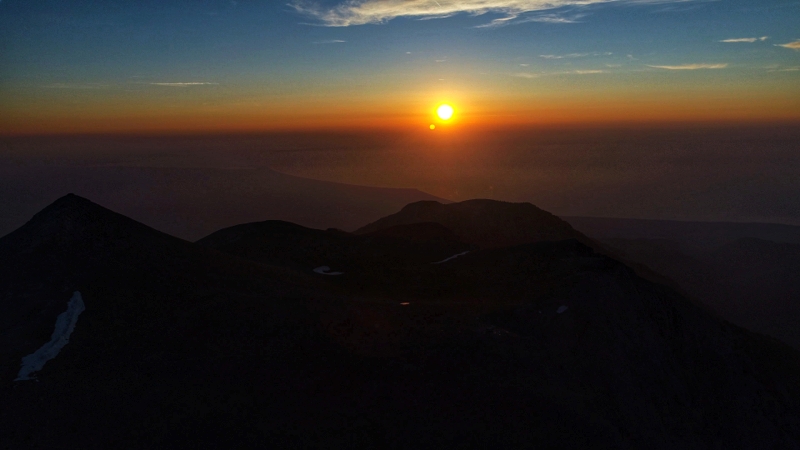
[1,196,800,449]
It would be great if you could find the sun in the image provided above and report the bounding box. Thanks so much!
[436,104,454,121]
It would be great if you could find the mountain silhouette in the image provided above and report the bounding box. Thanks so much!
[356,199,592,249]
[0,166,448,241]
[355,199,685,295]
[2,195,800,448]
[196,220,471,276]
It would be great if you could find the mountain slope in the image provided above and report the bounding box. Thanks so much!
[196,220,472,276]
[353,199,688,296]
[566,216,800,350]
[0,195,337,447]
[2,196,800,448]
[355,199,592,249]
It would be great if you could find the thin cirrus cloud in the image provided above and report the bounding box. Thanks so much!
[475,12,586,27]
[719,36,768,43]
[313,39,347,44]
[776,40,800,50]
[539,52,612,59]
[149,82,219,87]
[41,83,110,90]
[290,0,698,27]
[513,69,605,78]
[570,69,605,74]
[647,63,728,70]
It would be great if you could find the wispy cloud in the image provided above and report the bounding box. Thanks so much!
[41,83,110,90]
[475,12,585,27]
[540,53,589,59]
[720,36,768,43]
[776,40,800,50]
[290,0,697,27]
[539,52,611,59]
[313,39,346,44]
[768,66,800,72]
[513,69,605,78]
[570,69,606,74]
[149,82,219,87]
[647,63,728,70]
[517,13,582,24]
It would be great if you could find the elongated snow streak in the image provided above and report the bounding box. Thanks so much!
[313,266,344,276]
[15,291,85,381]
[557,305,569,314]
[432,251,470,265]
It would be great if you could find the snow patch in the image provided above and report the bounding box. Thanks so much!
[432,251,470,265]
[313,266,344,276]
[15,291,85,382]
[557,305,569,314]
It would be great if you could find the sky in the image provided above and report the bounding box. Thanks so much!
[0,0,799,134]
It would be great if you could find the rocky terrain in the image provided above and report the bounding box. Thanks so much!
[1,195,800,448]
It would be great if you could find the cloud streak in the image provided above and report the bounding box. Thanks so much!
[648,63,728,70]
[475,12,585,27]
[313,39,346,44]
[41,83,110,90]
[290,0,697,27]
[720,36,768,43]
[513,69,605,78]
[149,82,219,87]
[776,40,800,50]
[539,51,612,59]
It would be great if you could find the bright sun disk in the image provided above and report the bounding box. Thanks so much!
[437,104,454,121]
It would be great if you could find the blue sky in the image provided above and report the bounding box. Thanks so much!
[1,0,798,133]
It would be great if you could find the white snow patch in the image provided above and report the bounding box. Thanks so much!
[432,251,470,265]
[15,291,85,382]
[557,305,569,314]
[313,266,344,276]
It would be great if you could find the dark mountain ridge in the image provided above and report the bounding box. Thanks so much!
[2,195,800,448]
[196,219,472,276]
[356,199,592,249]
[0,165,448,241]
[354,199,691,299]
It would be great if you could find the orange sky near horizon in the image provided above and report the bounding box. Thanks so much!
[3,100,798,136]
[3,0,800,137]
[2,72,799,136]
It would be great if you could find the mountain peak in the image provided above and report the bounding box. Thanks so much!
[39,192,90,209]
[0,194,178,254]
[356,198,591,249]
